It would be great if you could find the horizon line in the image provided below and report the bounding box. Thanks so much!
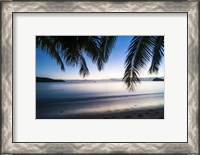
[36,76,164,81]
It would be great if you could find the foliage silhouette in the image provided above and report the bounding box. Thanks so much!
[123,36,164,91]
[36,36,164,91]
[37,36,117,77]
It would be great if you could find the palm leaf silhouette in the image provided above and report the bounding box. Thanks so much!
[36,36,164,91]
[37,36,65,71]
[36,36,117,77]
[149,36,164,74]
[122,36,164,91]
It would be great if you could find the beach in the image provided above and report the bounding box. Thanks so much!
[36,91,164,119]
[36,80,164,119]
[36,36,165,120]
[37,106,164,119]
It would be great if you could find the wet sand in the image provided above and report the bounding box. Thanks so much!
[51,107,164,119]
[37,94,164,119]
[37,81,164,119]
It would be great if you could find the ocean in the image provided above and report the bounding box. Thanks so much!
[36,80,164,118]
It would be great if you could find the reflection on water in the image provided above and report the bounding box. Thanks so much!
[36,80,164,104]
[36,81,164,118]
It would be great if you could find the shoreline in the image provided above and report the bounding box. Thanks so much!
[37,106,164,119]
[37,93,164,119]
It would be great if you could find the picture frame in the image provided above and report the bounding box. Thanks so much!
[1,1,199,154]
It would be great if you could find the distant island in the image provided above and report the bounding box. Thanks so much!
[36,77,164,82]
[153,78,164,81]
[110,77,164,81]
[36,77,65,82]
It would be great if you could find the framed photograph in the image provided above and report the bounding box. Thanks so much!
[1,1,199,154]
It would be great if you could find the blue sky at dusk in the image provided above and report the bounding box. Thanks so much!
[36,36,164,80]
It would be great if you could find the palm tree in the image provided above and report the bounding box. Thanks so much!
[36,36,164,91]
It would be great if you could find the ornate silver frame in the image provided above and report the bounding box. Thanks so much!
[1,1,199,154]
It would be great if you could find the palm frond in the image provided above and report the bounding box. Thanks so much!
[148,36,164,74]
[97,36,117,70]
[123,60,140,91]
[123,36,155,91]
[100,36,117,62]
[51,37,82,67]
[36,36,65,71]
[79,54,89,78]
[83,36,100,63]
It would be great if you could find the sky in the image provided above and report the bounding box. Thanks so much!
[36,36,164,80]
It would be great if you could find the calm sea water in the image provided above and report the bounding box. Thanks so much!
[36,80,164,103]
[36,81,164,118]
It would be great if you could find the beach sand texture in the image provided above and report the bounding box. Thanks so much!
[36,93,164,119]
